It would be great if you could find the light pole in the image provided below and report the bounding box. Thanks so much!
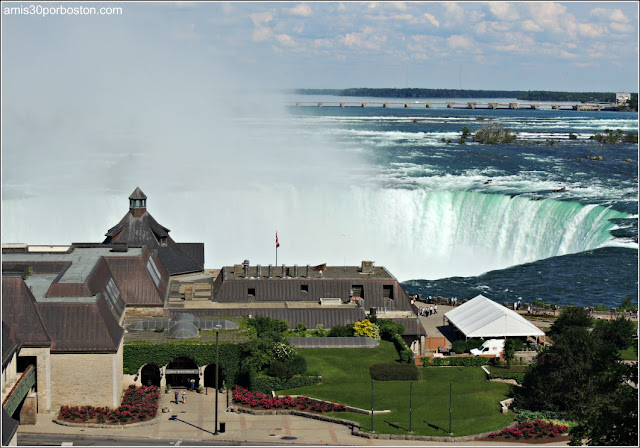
[214,324,221,435]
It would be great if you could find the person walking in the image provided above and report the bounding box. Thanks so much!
[434,304,438,314]
[190,378,195,391]
[174,390,179,405]
[182,391,187,404]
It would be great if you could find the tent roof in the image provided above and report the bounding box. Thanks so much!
[444,295,545,338]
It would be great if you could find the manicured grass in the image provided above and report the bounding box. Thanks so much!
[488,365,528,374]
[619,345,638,361]
[281,341,514,436]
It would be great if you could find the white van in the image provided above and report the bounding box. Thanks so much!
[470,339,505,357]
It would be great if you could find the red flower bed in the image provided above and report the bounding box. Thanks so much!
[232,386,347,413]
[479,420,570,444]
[58,385,159,424]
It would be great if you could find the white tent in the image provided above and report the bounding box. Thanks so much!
[444,295,545,339]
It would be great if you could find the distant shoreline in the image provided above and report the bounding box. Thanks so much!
[288,88,638,110]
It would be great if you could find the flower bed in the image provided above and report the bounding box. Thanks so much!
[232,386,347,413]
[58,385,159,424]
[478,420,570,444]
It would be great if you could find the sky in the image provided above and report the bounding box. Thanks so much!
[1,1,639,270]
[1,1,638,93]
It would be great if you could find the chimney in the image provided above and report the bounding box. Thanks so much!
[256,264,262,278]
[268,264,273,278]
[243,259,249,278]
[282,264,286,278]
[306,264,310,278]
[293,264,298,278]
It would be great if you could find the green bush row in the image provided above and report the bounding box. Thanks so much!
[488,373,525,383]
[513,407,569,423]
[251,374,321,394]
[422,356,489,367]
[392,334,414,363]
[369,363,421,381]
[451,338,484,354]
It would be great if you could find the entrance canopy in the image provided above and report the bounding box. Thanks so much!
[444,295,545,339]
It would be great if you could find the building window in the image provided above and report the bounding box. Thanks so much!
[136,199,140,207]
[248,288,256,297]
[300,285,308,293]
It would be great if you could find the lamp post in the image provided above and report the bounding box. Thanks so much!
[214,324,221,435]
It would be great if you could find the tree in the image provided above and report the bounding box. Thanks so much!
[503,339,517,368]
[548,306,591,338]
[472,122,517,144]
[514,308,637,443]
[569,363,638,446]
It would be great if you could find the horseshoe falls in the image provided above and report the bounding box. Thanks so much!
[2,94,638,308]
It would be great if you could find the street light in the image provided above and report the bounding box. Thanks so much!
[214,324,222,435]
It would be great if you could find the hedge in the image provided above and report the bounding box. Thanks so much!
[488,372,525,383]
[123,341,241,386]
[422,356,489,367]
[369,363,421,381]
[250,375,322,394]
[512,408,570,423]
[392,334,413,363]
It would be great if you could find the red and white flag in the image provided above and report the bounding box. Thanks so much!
[276,232,280,248]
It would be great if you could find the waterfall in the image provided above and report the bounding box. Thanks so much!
[2,187,629,282]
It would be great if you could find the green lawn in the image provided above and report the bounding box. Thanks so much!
[619,345,638,360]
[280,341,514,436]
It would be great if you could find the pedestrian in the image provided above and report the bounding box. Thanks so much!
[434,304,438,314]
[182,391,187,404]
[190,378,195,391]
[430,305,434,316]
[513,301,517,310]
[527,305,531,314]
[174,390,179,404]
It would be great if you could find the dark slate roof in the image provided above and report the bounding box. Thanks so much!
[177,243,205,269]
[2,408,19,446]
[389,318,427,337]
[213,275,412,311]
[2,321,22,369]
[104,211,203,276]
[166,308,366,330]
[1,278,52,348]
[35,295,124,353]
[129,187,147,200]
[105,255,166,306]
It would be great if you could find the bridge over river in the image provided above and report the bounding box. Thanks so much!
[287,101,618,111]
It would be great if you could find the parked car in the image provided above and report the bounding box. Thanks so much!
[470,339,505,357]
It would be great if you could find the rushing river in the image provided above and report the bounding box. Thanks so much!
[2,94,637,308]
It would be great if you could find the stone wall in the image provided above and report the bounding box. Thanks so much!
[125,306,165,318]
[50,350,123,410]
[19,347,51,413]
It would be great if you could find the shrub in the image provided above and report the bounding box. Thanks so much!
[295,322,307,332]
[422,356,489,367]
[451,340,468,354]
[369,363,421,381]
[250,375,321,394]
[392,334,413,363]
[472,122,517,144]
[353,319,380,340]
[247,315,289,337]
[327,324,354,337]
[513,408,569,423]
[267,354,307,379]
[377,319,405,341]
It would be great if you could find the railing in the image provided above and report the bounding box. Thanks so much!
[2,365,36,417]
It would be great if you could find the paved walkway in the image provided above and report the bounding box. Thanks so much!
[19,389,569,446]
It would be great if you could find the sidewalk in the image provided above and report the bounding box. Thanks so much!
[18,389,569,446]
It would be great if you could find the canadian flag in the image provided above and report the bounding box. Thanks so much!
[276,232,280,248]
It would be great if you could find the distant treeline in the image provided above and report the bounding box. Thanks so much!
[291,88,638,106]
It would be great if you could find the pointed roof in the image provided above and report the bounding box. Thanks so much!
[103,191,204,275]
[444,295,545,338]
[128,187,147,200]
